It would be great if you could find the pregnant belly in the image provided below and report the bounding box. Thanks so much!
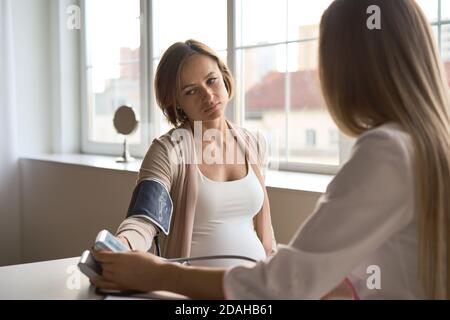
[189,224,267,268]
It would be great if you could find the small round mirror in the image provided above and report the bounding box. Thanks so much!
[113,105,138,135]
[113,105,139,163]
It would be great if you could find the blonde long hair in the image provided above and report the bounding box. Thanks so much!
[319,0,450,298]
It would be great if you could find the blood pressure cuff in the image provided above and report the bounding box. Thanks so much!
[127,179,173,235]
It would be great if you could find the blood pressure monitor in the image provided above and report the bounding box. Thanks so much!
[77,230,129,281]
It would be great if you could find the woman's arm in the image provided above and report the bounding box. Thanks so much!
[164,263,226,299]
[115,138,172,252]
[116,217,158,251]
[252,172,277,256]
[251,130,277,256]
[91,250,226,299]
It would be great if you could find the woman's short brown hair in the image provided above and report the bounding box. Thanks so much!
[155,39,234,127]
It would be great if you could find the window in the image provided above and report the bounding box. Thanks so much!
[438,0,450,92]
[444,1,450,21]
[236,0,339,171]
[81,0,147,156]
[417,0,450,86]
[329,129,339,149]
[80,0,450,173]
[305,129,317,148]
[416,1,450,89]
[152,0,228,136]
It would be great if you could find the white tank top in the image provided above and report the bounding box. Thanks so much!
[190,163,267,267]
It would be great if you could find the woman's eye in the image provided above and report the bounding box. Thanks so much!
[186,89,197,96]
[207,77,217,85]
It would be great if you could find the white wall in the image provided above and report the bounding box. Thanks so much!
[11,0,81,156]
[19,159,321,263]
[268,187,321,244]
[2,0,82,266]
[1,0,54,267]
[20,159,137,263]
[12,0,53,155]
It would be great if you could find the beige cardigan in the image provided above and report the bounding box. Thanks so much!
[116,120,276,259]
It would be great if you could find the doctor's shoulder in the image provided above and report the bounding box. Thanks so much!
[354,122,414,164]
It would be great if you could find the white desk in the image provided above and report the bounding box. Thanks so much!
[0,257,99,299]
[0,257,186,300]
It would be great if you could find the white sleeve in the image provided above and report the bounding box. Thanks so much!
[224,128,415,299]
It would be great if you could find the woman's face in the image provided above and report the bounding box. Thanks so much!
[178,54,229,122]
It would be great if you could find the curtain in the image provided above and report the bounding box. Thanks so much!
[0,0,21,266]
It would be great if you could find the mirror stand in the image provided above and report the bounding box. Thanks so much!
[116,137,135,163]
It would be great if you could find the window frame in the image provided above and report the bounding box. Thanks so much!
[80,0,449,175]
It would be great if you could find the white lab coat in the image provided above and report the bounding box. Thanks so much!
[224,122,426,299]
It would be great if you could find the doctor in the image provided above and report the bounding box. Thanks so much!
[93,0,450,299]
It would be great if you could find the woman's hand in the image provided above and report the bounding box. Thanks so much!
[91,250,168,293]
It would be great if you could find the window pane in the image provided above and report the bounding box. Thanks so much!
[442,0,450,21]
[416,0,438,23]
[85,0,141,144]
[152,58,173,137]
[236,0,287,47]
[239,45,287,162]
[153,0,227,57]
[443,25,450,59]
[432,25,439,44]
[287,0,333,41]
[305,129,317,147]
[443,25,450,88]
[217,50,228,65]
[88,63,141,144]
[287,41,339,165]
[238,2,339,166]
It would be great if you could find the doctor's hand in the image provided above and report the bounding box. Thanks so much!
[91,250,168,293]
